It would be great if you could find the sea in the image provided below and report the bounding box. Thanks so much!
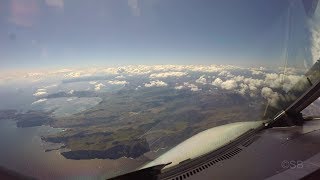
[0,119,145,180]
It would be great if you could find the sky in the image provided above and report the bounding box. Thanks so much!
[0,0,313,70]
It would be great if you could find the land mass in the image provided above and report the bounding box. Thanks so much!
[42,87,263,160]
[1,87,265,160]
[61,138,149,160]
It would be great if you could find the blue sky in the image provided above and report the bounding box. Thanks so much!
[0,0,311,69]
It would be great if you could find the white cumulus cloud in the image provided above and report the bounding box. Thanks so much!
[195,75,207,84]
[261,87,280,107]
[149,71,187,79]
[217,70,234,78]
[108,80,128,85]
[220,80,238,90]
[212,78,237,90]
[65,72,86,78]
[264,73,302,92]
[174,85,185,90]
[184,82,201,92]
[94,83,105,91]
[251,69,263,75]
[145,80,168,87]
[237,83,249,95]
[212,78,223,87]
[115,75,125,79]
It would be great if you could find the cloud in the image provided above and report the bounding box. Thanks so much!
[261,87,275,98]
[264,73,301,92]
[187,64,238,73]
[233,76,245,82]
[89,81,97,85]
[2,65,243,85]
[243,78,264,87]
[263,76,279,87]
[23,72,43,79]
[43,84,58,89]
[220,80,238,90]
[174,85,185,90]
[280,75,302,92]
[145,80,168,87]
[251,69,263,75]
[68,90,74,94]
[212,78,238,91]
[4,65,304,100]
[115,65,152,75]
[32,98,47,105]
[212,78,223,87]
[229,75,264,96]
[33,89,48,97]
[242,78,263,96]
[63,70,94,79]
[195,75,207,84]
[108,80,128,85]
[210,68,302,97]
[237,83,249,95]
[265,73,278,81]
[36,88,46,92]
[175,82,201,91]
[128,0,140,16]
[33,91,48,96]
[261,87,280,107]
[115,75,125,79]
[149,71,187,79]
[183,82,201,91]
[67,97,76,101]
[102,67,120,75]
[189,84,200,91]
[94,83,105,91]
[218,70,230,76]
[309,16,320,63]
[65,72,82,78]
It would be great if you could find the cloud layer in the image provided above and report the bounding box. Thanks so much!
[1,64,307,110]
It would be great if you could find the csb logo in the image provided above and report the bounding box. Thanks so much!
[281,160,303,169]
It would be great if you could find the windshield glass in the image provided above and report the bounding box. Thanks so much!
[0,0,319,179]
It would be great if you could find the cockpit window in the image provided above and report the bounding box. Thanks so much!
[0,0,319,179]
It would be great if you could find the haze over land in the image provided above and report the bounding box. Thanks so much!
[0,64,313,162]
